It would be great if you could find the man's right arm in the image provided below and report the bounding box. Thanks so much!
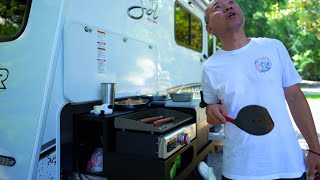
[201,67,227,125]
[206,103,228,126]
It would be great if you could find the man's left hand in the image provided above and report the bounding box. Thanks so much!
[306,151,320,180]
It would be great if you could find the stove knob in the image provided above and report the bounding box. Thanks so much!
[178,133,190,145]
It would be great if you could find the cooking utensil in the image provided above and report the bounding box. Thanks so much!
[224,105,274,136]
[199,91,207,108]
[114,98,149,110]
[151,95,167,101]
[170,92,193,102]
[140,95,167,101]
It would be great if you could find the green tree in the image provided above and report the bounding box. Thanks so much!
[286,0,320,80]
[236,0,320,80]
[0,0,26,37]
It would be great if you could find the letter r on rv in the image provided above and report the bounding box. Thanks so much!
[0,68,9,90]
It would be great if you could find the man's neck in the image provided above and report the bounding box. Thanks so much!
[219,31,250,51]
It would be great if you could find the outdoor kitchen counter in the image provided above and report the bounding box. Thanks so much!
[75,107,150,121]
[73,104,214,180]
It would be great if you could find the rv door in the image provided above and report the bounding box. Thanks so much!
[0,0,64,179]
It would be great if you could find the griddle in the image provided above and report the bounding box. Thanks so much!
[114,108,193,133]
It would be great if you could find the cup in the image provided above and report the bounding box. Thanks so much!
[101,83,115,109]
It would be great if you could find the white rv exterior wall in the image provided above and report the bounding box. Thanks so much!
[0,0,210,179]
[61,0,206,101]
[0,0,64,179]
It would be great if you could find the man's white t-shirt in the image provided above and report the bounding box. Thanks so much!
[201,38,306,180]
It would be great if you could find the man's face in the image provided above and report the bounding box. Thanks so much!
[205,0,245,36]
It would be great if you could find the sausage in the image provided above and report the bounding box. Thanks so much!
[140,116,164,123]
[153,117,175,126]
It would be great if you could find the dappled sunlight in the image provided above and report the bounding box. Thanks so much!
[157,63,172,92]
[138,58,156,78]
[0,17,4,24]
[125,58,156,86]
[266,0,319,37]
[126,75,145,86]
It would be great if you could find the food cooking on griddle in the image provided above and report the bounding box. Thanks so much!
[116,98,145,105]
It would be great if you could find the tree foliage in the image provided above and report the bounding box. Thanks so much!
[0,0,26,36]
[175,3,203,52]
[236,0,320,80]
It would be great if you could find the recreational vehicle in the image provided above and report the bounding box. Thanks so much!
[0,0,216,179]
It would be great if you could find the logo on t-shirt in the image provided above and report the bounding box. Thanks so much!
[254,56,272,73]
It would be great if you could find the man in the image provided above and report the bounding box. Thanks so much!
[201,0,320,179]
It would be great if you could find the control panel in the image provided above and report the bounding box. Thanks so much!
[158,123,196,159]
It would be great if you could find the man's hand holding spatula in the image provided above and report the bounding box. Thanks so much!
[206,104,274,136]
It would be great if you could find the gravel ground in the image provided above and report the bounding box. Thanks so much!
[207,147,223,179]
[205,88,320,180]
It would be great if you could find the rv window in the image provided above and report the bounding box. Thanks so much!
[175,2,203,52]
[0,0,31,42]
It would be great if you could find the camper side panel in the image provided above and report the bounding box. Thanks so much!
[0,0,64,179]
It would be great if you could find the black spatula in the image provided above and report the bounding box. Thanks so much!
[224,105,274,136]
